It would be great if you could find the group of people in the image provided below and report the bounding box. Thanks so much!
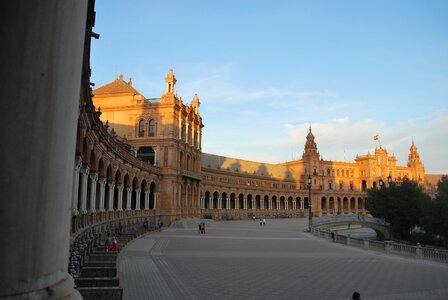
[259,218,266,226]
[104,233,119,253]
[198,222,206,234]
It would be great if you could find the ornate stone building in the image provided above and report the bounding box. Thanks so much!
[92,73,428,220]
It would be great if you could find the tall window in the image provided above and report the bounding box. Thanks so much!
[149,119,155,136]
[138,119,145,137]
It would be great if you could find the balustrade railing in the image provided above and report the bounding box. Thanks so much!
[311,228,448,264]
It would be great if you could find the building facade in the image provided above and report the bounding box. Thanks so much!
[92,72,428,220]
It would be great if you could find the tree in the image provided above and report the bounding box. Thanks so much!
[365,178,431,240]
[424,176,448,247]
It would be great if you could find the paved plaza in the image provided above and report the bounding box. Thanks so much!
[118,218,448,300]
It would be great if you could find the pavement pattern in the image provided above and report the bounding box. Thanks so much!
[118,218,448,300]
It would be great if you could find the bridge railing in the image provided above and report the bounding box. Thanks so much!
[311,228,448,264]
[312,215,389,226]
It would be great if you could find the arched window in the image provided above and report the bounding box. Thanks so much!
[149,119,155,137]
[138,119,145,137]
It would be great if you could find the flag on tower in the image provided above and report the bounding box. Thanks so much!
[373,135,379,140]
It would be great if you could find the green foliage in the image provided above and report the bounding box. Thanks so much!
[365,178,431,240]
[423,176,448,247]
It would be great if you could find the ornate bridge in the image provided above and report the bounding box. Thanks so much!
[312,215,392,240]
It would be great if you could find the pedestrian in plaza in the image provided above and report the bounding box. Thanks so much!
[104,232,112,252]
[112,237,119,253]
[201,222,206,234]
[263,218,266,225]
[158,219,164,231]
[143,219,148,233]
[198,222,202,234]
[252,215,255,222]
[349,292,361,300]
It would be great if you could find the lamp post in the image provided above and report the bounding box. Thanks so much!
[379,179,384,189]
[308,175,312,231]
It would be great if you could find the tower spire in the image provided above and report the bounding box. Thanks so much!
[165,69,177,94]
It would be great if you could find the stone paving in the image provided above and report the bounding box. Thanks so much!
[118,218,448,300]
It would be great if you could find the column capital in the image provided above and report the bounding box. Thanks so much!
[116,184,124,191]
[98,177,106,185]
[89,172,98,181]
[81,165,90,175]
[75,156,82,170]
[108,182,115,188]
[126,186,133,192]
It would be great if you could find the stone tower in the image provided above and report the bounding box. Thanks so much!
[407,139,425,185]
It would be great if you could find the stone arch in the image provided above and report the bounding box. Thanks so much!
[230,193,236,209]
[213,191,219,209]
[247,194,253,209]
[113,169,121,210]
[304,197,309,209]
[272,195,278,210]
[288,196,293,210]
[238,193,244,209]
[329,196,335,213]
[89,148,96,172]
[122,174,130,210]
[255,195,261,209]
[350,197,356,213]
[358,197,364,211]
[149,181,156,209]
[140,179,147,209]
[343,197,349,212]
[204,191,210,209]
[264,195,269,210]
[131,177,139,210]
[221,192,227,209]
[280,196,286,209]
[321,196,327,211]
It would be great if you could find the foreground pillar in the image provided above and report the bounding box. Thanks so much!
[0,1,88,298]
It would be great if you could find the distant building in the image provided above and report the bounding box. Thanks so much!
[92,71,432,219]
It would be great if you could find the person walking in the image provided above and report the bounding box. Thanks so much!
[350,292,361,300]
[201,222,206,234]
[112,237,119,253]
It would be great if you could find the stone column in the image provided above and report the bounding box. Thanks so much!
[243,198,247,210]
[210,198,214,209]
[285,200,289,210]
[144,191,150,210]
[355,198,358,215]
[71,158,82,215]
[268,199,272,210]
[89,173,98,213]
[226,198,230,209]
[126,187,132,211]
[79,166,90,214]
[293,200,296,210]
[261,199,264,210]
[98,178,106,212]
[135,189,141,210]
[117,184,124,211]
[0,1,88,298]
[252,199,255,209]
[301,199,304,210]
[218,198,222,209]
[107,182,115,211]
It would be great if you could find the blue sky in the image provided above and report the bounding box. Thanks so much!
[91,0,448,174]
